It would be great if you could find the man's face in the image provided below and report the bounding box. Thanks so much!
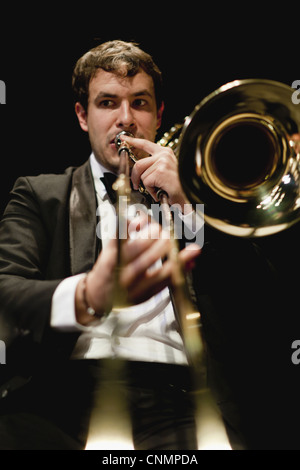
[75,68,163,173]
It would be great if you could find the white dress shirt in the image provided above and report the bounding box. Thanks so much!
[51,154,202,365]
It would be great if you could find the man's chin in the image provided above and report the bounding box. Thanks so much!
[93,150,120,173]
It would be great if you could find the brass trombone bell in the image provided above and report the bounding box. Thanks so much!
[178,79,300,237]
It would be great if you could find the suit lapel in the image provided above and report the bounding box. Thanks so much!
[69,160,100,275]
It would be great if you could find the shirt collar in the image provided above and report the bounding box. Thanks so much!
[89,152,117,200]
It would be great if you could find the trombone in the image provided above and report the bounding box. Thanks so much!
[86,79,300,450]
[178,79,300,237]
[111,129,229,450]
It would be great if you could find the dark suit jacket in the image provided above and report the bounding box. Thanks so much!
[0,161,99,386]
[1,158,300,448]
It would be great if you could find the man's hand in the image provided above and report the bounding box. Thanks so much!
[119,217,201,305]
[121,135,190,210]
[75,215,201,325]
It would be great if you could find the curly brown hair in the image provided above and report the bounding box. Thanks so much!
[72,40,163,112]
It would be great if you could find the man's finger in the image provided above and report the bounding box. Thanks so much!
[120,135,157,156]
[120,238,171,288]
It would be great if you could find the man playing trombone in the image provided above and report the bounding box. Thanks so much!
[0,40,204,450]
[1,39,298,451]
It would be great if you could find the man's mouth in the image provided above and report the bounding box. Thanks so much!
[110,132,135,151]
[110,138,117,149]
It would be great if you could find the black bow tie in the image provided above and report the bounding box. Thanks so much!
[100,172,154,207]
[100,172,118,204]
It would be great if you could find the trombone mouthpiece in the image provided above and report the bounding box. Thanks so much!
[114,131,134,149]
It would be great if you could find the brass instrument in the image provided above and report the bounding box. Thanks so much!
[112,130,229,450]
[86,131,184,450]
[114,130,203,361]
[86,79,300,450]
[85,133,136,450]
[178,79,300,237]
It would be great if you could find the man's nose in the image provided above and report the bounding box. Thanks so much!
[116,102,136,130]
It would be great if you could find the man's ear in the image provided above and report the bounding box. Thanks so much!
[75,102,88,132]
[156,101,165,130]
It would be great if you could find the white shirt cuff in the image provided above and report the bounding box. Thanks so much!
[50,274,94,332]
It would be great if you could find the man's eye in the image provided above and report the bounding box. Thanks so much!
[99,100,114,108]
[134,99,147,107]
